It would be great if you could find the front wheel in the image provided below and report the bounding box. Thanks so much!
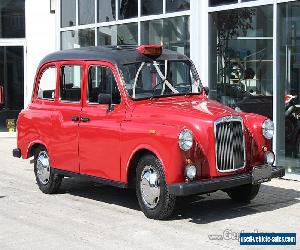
[136,154,176,220]
[226,183,260,203]
[34,146,62,194]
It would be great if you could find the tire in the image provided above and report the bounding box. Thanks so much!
[34,146,62,194]
[226,183,260,203]
[136,154,176,220]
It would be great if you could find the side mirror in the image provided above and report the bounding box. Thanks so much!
[203,86,209,96]
[98,93,111,105]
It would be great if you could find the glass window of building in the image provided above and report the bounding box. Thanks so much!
[166,0,190,13]
[119,0,138,20]
[0,0,25,38]
[97,26,117,46]
[277,1,300,174]
[141,16,190,57]
[79,29,95,47]
[61,30,78,50]
[141,0,163,16]
[98,0,116,23]
[61,0,76,28]
[209,0,237,7]
[209,5,273,118]
[79,0,95,25]
[117,23,138,45]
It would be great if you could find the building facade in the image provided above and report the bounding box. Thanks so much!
[0,0,299,179]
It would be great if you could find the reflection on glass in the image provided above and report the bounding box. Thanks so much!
[166,0,190,13]
[61,0,76,28]
[79,0,95,25]
[209,5,273,117]
[61,30,78,50]
[277,1,300,174]
[0,0,25,38]
[141,0,163,16]
[97,26,117,45]
[209,0,237,7]
[79,29,95,47]
[98,0,116,22]
[119,0,138,19]
[141,16,190,57]
[117,23,138,45]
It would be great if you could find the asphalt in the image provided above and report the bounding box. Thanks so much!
[0,138,299,250]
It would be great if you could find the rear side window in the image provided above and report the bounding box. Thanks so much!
[60,65,82,102]
[88,66,121,104]
[37,67,57,100]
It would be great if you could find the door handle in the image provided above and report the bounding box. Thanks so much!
[71,116,80,122]
[81,117,90,122]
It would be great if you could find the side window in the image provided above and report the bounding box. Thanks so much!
[88,66,121,104]
[37,67,57,100]
[60,65,82,102]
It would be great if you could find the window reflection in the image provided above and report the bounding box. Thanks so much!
[97,26,117,45]
[117,23,138,45]
[142,0,163,16]
[79,0,95,25]
[119,0,138,19]
[98,0,116,22]
[166,0,190,13]
[61,0,76,28]
[209,6,273,118]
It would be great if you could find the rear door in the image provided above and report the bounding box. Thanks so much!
[79,61,125,181]
[50,62,83,173]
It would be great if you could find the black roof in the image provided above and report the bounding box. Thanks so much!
[39,46,190,67]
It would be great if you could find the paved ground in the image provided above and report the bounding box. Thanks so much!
[0,138,299,250]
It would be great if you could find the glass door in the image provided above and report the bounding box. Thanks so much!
[0,46,24,132]
[277,2,300,175]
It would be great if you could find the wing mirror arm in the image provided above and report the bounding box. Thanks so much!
[203,86,209,96]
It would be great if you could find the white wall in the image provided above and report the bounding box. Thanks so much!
[190,0,209,86]
[25,0,57,106]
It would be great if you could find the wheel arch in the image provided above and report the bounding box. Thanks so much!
[26,140,48,158]
[126,146,166,188]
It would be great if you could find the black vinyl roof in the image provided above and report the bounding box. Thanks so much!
[39,46,190,67]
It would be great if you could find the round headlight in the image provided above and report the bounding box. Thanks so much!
[262,119,274,140]
[264,151,275,165]
[184,165,197,180]
[178,129,193,151]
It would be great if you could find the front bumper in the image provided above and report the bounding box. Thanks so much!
[12,148,21,158]
[168,166,285,196]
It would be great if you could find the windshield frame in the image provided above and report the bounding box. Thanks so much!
[120,59,203,101]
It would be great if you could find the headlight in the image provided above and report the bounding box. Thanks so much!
[262,119,274,140]
[184,165,197,180]
[178,129,193,151]
[264,151,275,165]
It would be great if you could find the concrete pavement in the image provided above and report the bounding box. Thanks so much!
[0,138,299,250]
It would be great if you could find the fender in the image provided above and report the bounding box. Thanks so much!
[25,139,49,159]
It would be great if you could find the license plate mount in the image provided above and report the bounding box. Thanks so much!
[252,165,272,184]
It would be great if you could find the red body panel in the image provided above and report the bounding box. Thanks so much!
[17,59,271,185]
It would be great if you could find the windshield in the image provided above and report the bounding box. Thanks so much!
[120,60,202,100]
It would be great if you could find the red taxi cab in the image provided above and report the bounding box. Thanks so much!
[13,45,285,219]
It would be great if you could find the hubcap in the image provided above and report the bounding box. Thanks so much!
[140,165,160,209]
[36,151,51,185]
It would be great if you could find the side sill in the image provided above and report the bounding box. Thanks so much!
[52,168,127,189]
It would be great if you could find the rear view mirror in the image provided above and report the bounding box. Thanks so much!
[98,93,111,105]
[0,86,4,105]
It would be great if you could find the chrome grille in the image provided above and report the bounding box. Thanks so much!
[215,116,245,172]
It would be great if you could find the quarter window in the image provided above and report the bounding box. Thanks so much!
[37,67,57,100]
[60,65,82,102]
[88,66,121,104]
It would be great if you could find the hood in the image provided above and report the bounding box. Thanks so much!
[131,97,239,125]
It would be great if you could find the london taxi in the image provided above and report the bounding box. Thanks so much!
[13,45,285,220]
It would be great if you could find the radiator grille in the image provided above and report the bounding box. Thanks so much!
[215,116,245,172]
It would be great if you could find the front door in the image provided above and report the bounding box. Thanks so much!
[0,46,24,132]
[79,62,124,181]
